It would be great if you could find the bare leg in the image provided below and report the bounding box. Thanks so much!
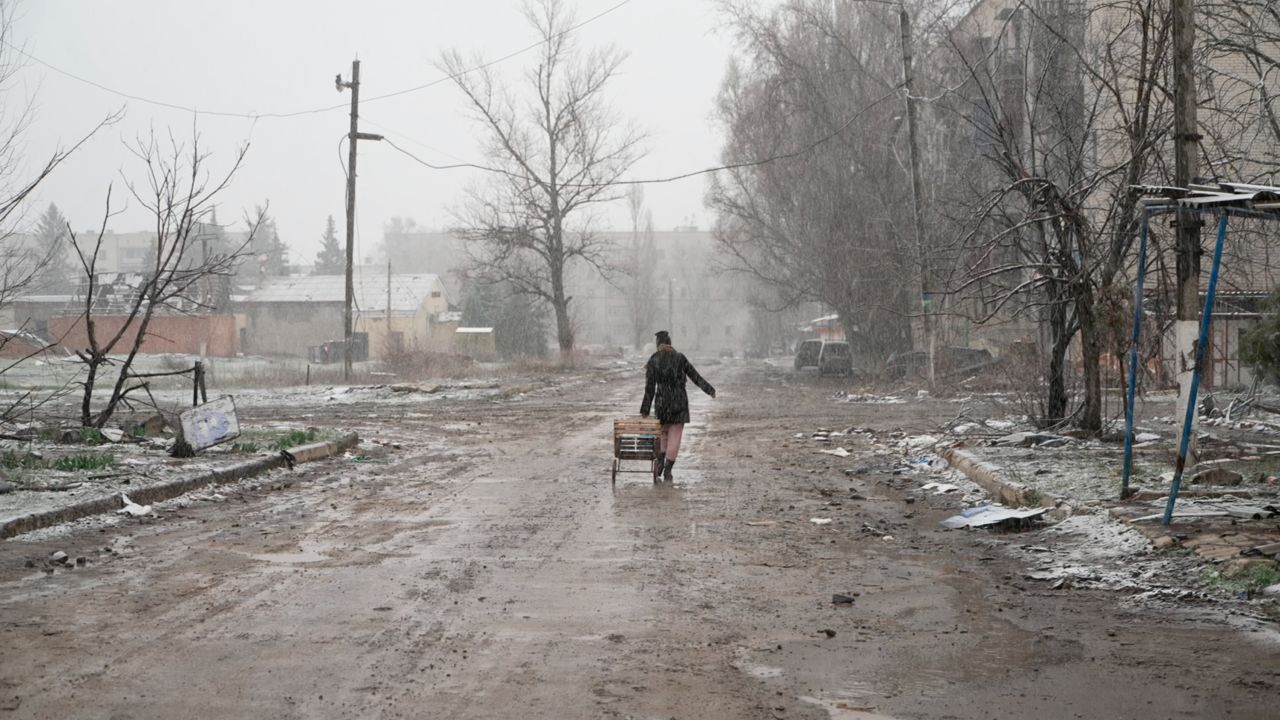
[664,423,684,461]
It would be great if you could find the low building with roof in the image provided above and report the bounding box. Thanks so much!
[239,272,454,361]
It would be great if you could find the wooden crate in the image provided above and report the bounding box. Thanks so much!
[613,418,662,460]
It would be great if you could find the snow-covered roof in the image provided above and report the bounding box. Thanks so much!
[246,274,445,315]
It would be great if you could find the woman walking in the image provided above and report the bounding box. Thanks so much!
[640,330,716,482]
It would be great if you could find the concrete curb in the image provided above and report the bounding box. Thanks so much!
[1,432,360,540]
[942,447,1071,517]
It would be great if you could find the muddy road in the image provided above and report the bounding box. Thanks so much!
[1,362,1277,719]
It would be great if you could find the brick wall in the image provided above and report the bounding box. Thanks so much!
[50,314,239,357]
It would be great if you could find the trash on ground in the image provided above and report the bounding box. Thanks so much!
[941,502,1047,530]
[810,518,832,525]
[1243,541,1280,558]
[921,482,960,495]
[831,593,858,604]
[117,493,153,517]
[179,396,241,452]
[820,447,850,458]
[993,431,1072,448]
[1189,467,1244,486]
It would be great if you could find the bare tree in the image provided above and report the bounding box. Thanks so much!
[708,0,926,360]
[440,0,644,362]
[1197,1,1280,182]
[623,184,657,349]
[69,131,260,428]
[0,0,116,349]
[935,0,1173,431]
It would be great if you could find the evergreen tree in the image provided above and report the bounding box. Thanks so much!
[314,215,344,275]
[267,227,290,276]
[33,203,76,293]
[461,280,548,359]
[1242,287,1280,385]
[241,205,290,279]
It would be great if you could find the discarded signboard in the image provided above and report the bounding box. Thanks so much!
[179,396,240,452]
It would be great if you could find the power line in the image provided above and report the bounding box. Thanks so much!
[378,82,906,188]
[0,0,634,120]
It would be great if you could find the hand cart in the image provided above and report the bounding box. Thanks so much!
[612,417,664,485]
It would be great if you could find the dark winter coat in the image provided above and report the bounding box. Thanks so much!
[640,346,715,424]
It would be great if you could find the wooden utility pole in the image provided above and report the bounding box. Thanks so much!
[337,59,383,381]
[1172,0,1203,458]
[898,4,934,387]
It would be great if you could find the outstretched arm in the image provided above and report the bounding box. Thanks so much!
[640,360,656,416]
[685,359,715,398]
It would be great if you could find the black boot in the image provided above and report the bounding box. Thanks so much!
[663,458,675,482]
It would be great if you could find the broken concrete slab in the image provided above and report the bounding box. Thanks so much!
[941,448,1045,508]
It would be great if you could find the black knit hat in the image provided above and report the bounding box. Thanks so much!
[655,330,671,345]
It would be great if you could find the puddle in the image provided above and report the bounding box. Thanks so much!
[741,663,784,679]
[731,647,785,679]
[248,539,330,565]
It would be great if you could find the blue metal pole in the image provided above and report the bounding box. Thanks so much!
[1121,215,1151,498]
[1163,210,1229,524]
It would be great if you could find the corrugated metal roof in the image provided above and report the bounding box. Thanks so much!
[246,274,444,315]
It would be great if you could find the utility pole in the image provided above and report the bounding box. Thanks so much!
[336,59,383,381]
[1172,0,1203,460]
[898,3,934,387]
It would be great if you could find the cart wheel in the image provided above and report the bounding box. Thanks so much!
[612,459,618,486]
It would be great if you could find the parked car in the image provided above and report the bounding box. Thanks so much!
[794,339,823,370]
[817,340,853,377]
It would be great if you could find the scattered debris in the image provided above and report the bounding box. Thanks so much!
[1243,541,1280,558]
[49,550,68,564]
[993,432,1072,448]
[117,494,153,518]
[921,482,960,495]
[809,518,832,525]
[99,428,125,443]
[1190,467,1245,486]
[831,593,858,605]
[746,520,781,527]
[819,447,850,458]
[941,503,1048,530]
[179,396,241,453]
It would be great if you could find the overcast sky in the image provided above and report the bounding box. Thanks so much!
[11,0,737,266]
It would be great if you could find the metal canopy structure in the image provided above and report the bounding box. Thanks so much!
[1125,182,1280,524]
